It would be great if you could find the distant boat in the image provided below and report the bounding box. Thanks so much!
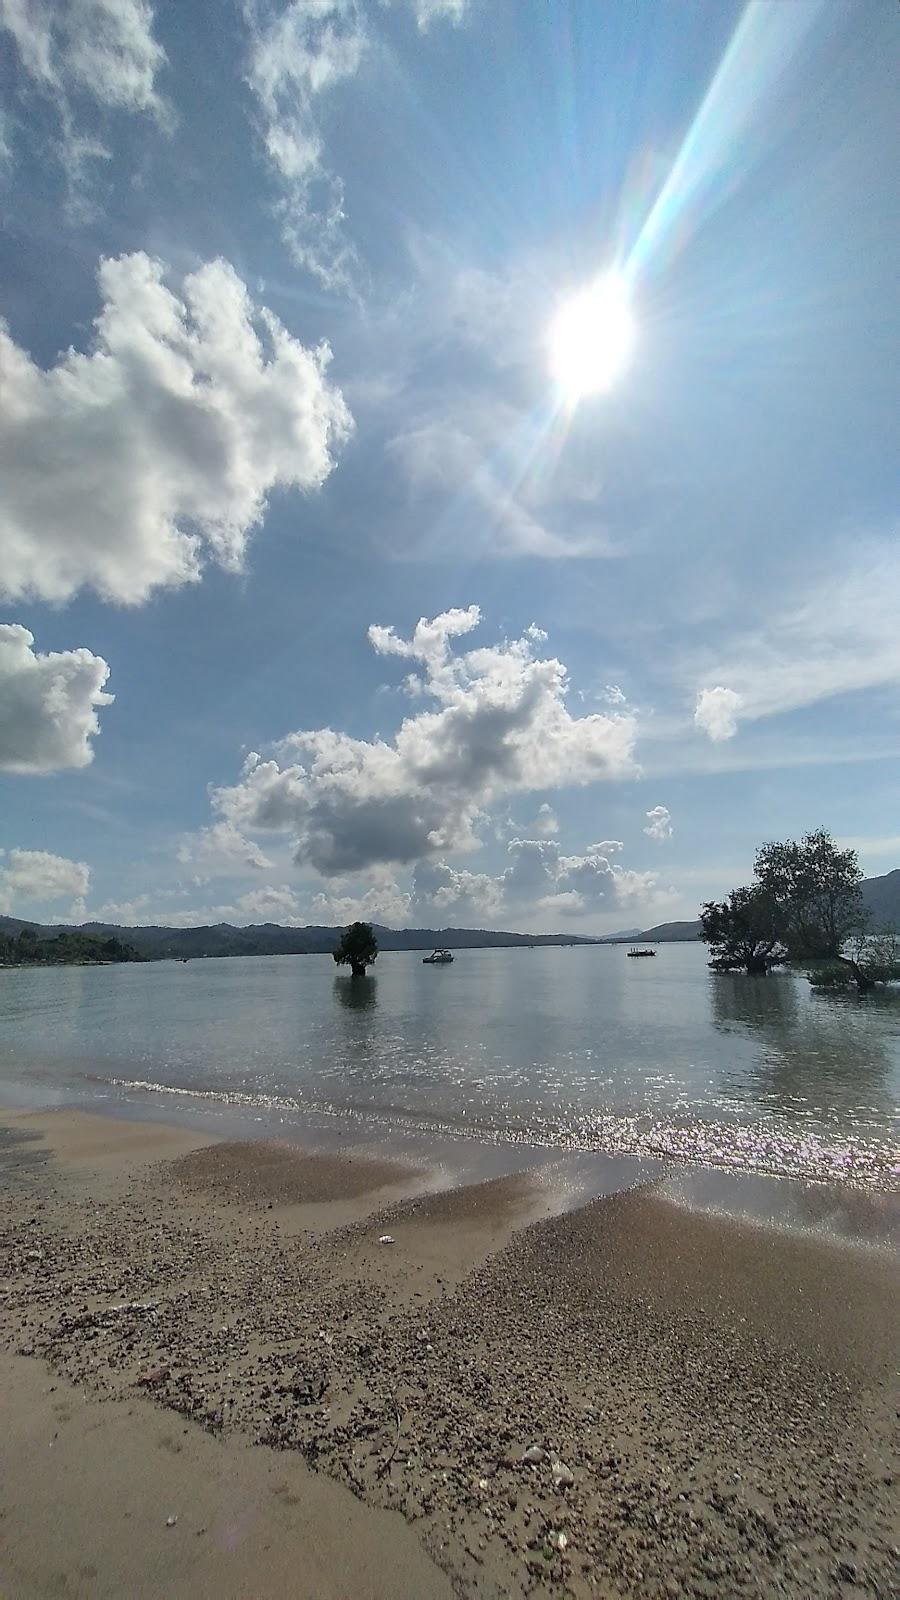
[626,947,656,958]
[423,949,454,964]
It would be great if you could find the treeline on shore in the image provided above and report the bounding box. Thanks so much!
[0,927,139,967]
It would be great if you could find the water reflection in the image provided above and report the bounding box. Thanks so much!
[710,970,897,1125]
[333,975,378,1012]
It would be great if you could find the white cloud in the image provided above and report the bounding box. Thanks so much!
[692,540,900,741]
[0,847,90,914]
[244,1,471,287]
[411,0,469,28]
[0,252,351,604]
[533,802,559,836]
[411,859,500,920]
[176,821,274,874]
[230,885,301,921]
[244,0,366,290]
[601,684,627,706]
[213,607,638,875]
[643,804,672,841]
[310,877,412,927]
[90,885,303,927]
[0,0,158,109]
[0,624,113,772]
[1,0,166,110]
[0,0,167,191]
[409,838,669,924]
[694,685,741,742]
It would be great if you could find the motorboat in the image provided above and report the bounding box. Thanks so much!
[626,947,656,958]
[423,949,454,964]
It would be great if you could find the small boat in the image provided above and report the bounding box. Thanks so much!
[423,949,454,964]
[626,947,656,958]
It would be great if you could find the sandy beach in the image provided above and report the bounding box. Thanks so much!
[1,1108,897,1599]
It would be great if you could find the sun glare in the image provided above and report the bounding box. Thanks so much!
[547,273,635,402]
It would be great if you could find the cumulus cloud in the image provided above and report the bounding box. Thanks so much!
[410,838,666,923]
[0,847,90,914]
[0,624,113,772]
[411,859,500,920]
[91,885,303,927]
[694,686,741,742]
[0,252,351,604]
[643,804,672,841]
[176,821,273,874]
[213,607,638,875]
[310,877,413,928]
[0,0,167,191]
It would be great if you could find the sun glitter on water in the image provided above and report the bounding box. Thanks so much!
[547,272,636,402]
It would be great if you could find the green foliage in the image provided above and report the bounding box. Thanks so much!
[754,829,864,960]
[808,932,900,992]
[332,921,378,976]
[701,830,868,978]
[0,927,139,966]
[806,962,854,991]
[700,885,785,975]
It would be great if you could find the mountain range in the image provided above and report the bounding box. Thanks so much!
[1,870,896,960]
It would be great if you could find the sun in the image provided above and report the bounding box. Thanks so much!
[547,273,636,402]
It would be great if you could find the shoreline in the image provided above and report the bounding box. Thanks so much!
[2,1105,898,1598]
[4,1082,897,1248]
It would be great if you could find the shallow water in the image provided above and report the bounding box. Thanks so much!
[0,944,897,1189]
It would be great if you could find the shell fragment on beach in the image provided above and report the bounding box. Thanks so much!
[551,1458,575,1488]
[377,1234,395,1245]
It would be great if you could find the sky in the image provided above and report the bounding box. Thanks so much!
[0,0,898,935]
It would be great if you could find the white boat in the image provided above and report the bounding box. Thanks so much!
[422,948,454,964]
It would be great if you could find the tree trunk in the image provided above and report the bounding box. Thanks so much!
[835,954,873,993]
[745,953,769,975]
[350,960,367,979]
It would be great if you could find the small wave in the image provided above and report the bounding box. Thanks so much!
[103,1076,898,1193]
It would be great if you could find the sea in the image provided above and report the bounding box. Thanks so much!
[1,943,897,1206]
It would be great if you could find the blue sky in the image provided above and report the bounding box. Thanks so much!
[1,0,897,933]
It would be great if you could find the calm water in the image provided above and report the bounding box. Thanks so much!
[0,944,897,1190]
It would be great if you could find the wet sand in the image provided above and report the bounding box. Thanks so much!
[1,1108,897,1599]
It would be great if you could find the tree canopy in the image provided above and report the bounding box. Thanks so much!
[700,830,865,976]
[332,921,378,978]
[700,885,785,975]
[753,829,863,960]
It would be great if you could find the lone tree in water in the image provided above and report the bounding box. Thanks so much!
[700,885,785,976]
[753,829,863,961]
[332,921,378,979]
[701,829,867,981]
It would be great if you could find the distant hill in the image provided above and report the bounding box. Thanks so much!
[637,868,900,943]
[637,919,702,942]
[1,869,895,960]
[0,915,603,961]
[861,868,900,930]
